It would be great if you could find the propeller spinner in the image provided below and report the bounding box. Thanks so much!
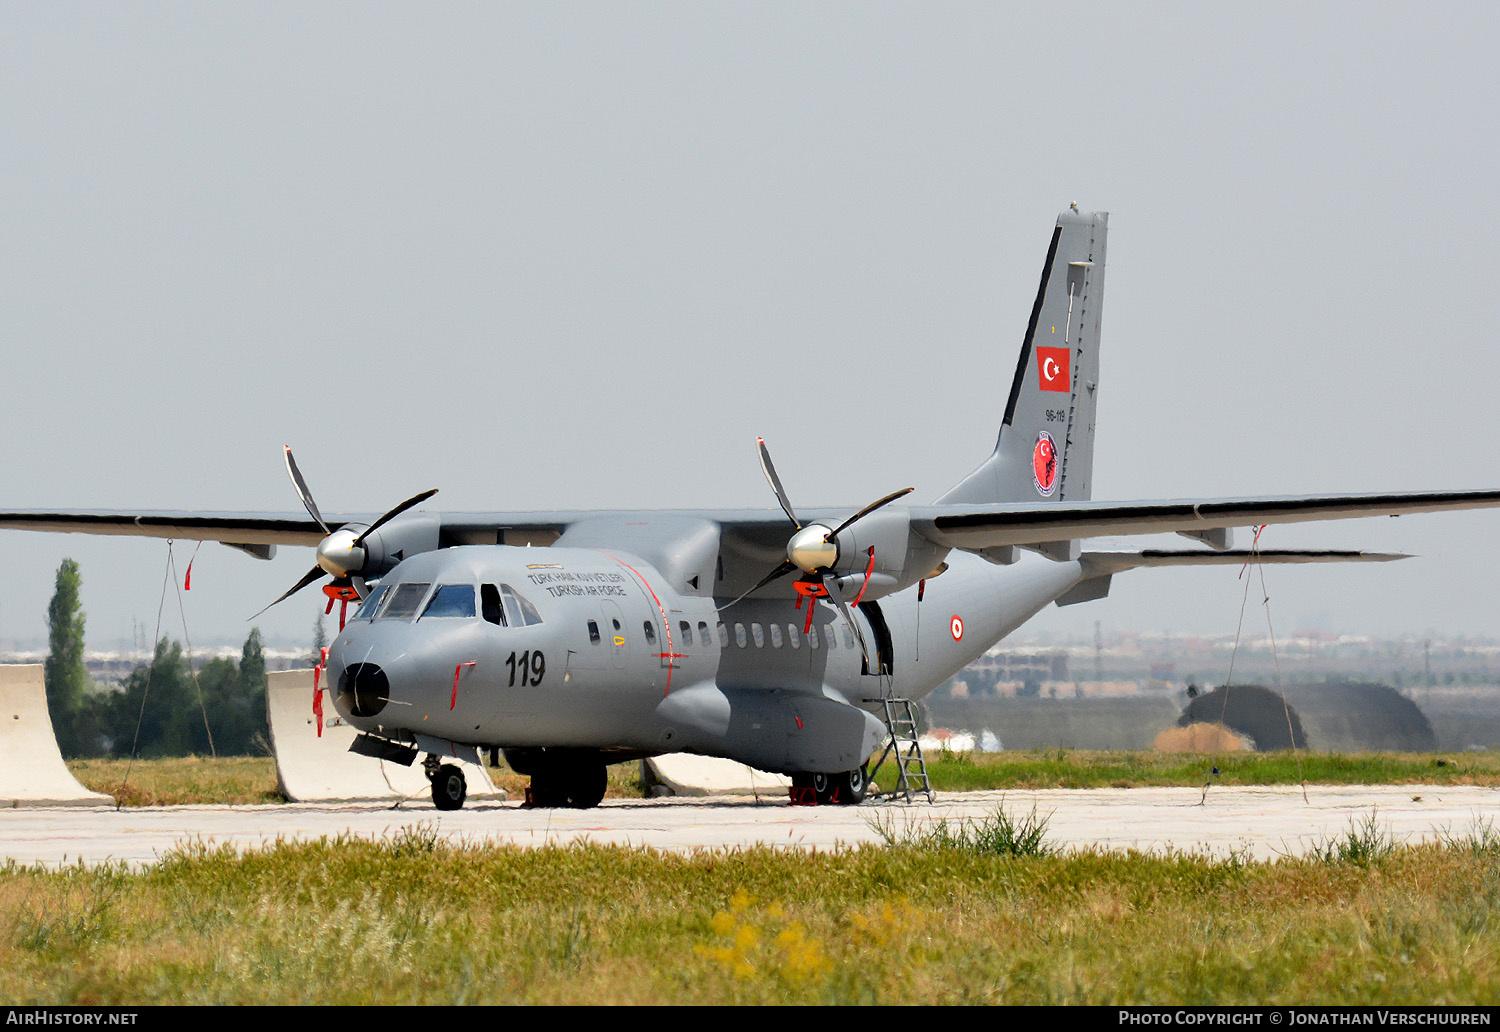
[726,438,913,667]
[252,447,437,623]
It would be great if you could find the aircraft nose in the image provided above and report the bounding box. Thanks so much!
[336,662,390,718]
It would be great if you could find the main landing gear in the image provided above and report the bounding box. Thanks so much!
[502,748,610,809]
[526,760,608,809]
[791,765,869,806]
[425,757,468,811]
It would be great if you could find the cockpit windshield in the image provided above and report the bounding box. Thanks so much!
[351,584,388,621]
[421,584,476,619]
[378,582,431,621]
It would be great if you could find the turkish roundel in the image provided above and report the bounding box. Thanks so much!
[1037,346,1070,392]
[1033,431,1058,497]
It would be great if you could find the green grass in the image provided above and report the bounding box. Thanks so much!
[905,747,1500,791]
[63,749,1500,806]
[5,815,1500,1004]
[867,802,1057,857]
[67,756,283,806]
[65,755,647,806]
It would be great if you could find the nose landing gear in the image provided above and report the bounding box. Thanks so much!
[425,757,468,811]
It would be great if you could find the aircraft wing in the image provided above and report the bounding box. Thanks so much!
[0,488,1495,567]
[0,509,336,548]
[910,489,1500,553]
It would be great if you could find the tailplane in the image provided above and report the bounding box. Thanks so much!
[938,206,1108,505]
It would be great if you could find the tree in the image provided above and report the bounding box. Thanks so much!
[110,639,199,758]
[227,628,269,755]
[104,629,271,758]
[44,559,93,756]
[311,613,327,666]
[241,627,267,700]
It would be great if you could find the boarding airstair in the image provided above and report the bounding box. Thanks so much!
[866,698,934,803]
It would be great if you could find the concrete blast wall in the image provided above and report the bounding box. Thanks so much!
[644,754,789,797]
[267,669,500,803]
[0,665,113,807]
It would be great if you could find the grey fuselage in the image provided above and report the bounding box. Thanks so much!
[327,544,1084,774]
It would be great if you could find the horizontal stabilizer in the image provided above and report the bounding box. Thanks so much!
[1081,548,1409,575]
[914,488,1500,555]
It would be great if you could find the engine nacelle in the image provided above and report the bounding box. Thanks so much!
[357,514,442,577]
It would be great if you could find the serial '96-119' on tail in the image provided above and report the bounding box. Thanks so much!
[1,206,1496,810]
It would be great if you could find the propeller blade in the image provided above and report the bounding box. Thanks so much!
[352,488,439,547]
[822,570,875,673]
[283,446,330,534]
[756,437,801,529]
[250,564,326,620]
[827,487,915,540]
[716,558,798,612]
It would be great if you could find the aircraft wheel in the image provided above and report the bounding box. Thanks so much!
[431,764,467,811]
[812,771,838,806]
[529,763,607,809]
[840,765,869,805]
[566,763,608,809]
[527,771,566,808]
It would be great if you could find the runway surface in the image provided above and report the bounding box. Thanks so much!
[4,784,1499,868]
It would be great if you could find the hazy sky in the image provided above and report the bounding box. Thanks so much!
[1,3,1498,650]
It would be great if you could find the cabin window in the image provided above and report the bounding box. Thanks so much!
[843,625,855,650]
[768,623,783,648]
[807,624,820,650]
[352,585,388,621]
[587,619,601,644]
[421,584,476,619]
[679,621,693,647]
[718,622,729,647]
[644,621,657,645]
[734,623,747,648]
[751,623,765,648]
[824,626,837,649]
[699,622,712,647]
[787,624,800,650]
[481,584,504,626]
[379,582,431,621]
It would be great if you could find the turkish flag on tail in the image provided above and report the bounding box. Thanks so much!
[1037,346,1070,392]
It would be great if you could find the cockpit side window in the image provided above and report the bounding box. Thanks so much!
[499,584,544,626]
[422,584,476,619]
[499,588,522,627]
[379,582,431,621]
[480,584,504,625]
[352,584,388,621]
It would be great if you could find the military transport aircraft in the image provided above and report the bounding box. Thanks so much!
[3,206,1497,810]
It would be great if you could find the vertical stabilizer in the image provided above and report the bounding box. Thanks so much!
[938,207,1108,505]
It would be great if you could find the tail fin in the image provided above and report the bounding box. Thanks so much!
[938,206,1108,505]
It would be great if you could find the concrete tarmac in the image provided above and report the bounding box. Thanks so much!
[3,784,1499,868]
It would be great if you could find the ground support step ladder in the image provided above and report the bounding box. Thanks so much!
[867,698,933,803]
